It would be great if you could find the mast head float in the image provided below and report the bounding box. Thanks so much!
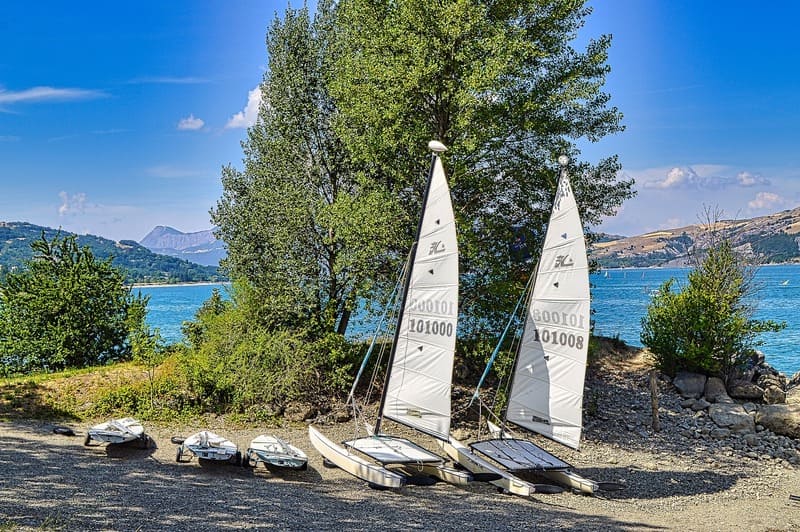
[557,155,569,167]
[428,140,448,153]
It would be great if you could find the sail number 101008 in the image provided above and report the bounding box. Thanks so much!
[530,328,585,349]
[408,318,455,337]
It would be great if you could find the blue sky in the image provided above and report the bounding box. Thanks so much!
[2,1,800,242]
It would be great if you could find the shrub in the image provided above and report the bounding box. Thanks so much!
[641,239,784,382]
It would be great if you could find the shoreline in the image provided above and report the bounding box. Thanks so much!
[129,281,230,289]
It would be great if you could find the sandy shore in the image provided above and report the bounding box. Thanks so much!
[1,417,798,531]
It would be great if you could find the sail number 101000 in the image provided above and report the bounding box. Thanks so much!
[408,318,454,337]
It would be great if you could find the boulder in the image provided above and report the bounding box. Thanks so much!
[762,385,786,405]
[691,398,711,411]
[757,373,786,390]
[728,380,764,401]
[673,372,707,399]
[787,386,800,405]
[755,404,800,439]
[788,371,800,389]
[284,402,318,422]
[704,377,731,403]
[709,403,755,433]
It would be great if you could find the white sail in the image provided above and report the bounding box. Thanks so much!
[506,169,590,450]
[382,155,458,441]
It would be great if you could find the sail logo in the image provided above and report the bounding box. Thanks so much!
[554,255,574,268]
[428,241,446,255]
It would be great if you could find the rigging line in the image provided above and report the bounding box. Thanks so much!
[469,270,536,408]
[347,262,407,405]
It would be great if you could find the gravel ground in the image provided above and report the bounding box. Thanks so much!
[2,349,799,531]
[1,417,798,532]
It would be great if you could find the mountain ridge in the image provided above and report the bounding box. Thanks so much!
[140,226,226,267]
[591,207,800,268]
[0,221,225,284]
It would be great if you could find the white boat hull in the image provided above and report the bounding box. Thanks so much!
[178,431,239,463]
[246,434,308,471]
[441,437,542,497]
[308,426,405,489]
[484,421,597,495]
[85,417,147,446]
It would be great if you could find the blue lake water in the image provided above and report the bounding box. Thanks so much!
[139,265,800,376]
[134,283,230,345]
[592,264,800,376]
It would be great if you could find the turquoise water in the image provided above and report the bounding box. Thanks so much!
[140,267,800,376]
[134,283,230,345]
[592,265,800,376]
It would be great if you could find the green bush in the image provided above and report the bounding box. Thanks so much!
[178,282,359,417]
[641,240,784,381]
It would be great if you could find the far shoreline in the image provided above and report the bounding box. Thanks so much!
[128,281,230,289]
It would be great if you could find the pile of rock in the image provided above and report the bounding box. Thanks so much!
[670,357,800,464]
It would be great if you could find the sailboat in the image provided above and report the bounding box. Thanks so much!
[308,141,472,488]
[441,156,600,495]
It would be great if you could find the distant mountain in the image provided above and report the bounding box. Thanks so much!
[0,221,226,284]
[591,207,800,268]
[140,226,226,267]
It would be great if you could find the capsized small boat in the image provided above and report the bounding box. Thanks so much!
[175,430,241,464]
[243,434,308,471]
[84,417,151,448]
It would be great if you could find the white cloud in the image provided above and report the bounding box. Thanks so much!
[0,86,106,104]
[177,114,204,131]
[225,87,262,129]
[58,191,88,216]
[736,171,769,187]
[641,166,771,190]
[0,135,20,142]
[747,192,789,211]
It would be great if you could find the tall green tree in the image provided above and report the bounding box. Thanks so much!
[330,0,635,331]
[212,1,404,335]
[0,233,149,374]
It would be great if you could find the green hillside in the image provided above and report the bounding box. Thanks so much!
[0,222,226,284]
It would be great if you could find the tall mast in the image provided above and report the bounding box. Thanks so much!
[374,140,448,435]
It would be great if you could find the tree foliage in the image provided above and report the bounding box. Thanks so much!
[641,236,785,381]
[212,2,404,337]
[0,232,149,375]
[329,0,635,333]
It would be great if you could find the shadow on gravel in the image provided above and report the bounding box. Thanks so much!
[0,427,667,532]
[575,466,741,499]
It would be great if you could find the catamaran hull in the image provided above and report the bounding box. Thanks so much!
[484,422,598,495]
[308,426,405,489]
[441,437,542,496]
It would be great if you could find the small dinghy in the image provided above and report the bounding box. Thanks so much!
[84,417,151,448]
[243,434,308,471]
[175,430,241,465]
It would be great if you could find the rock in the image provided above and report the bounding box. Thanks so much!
[788,371,800,389]
[692,398,711,411]
[709,403,755,433]
[673,372,707,398]
[757,373,787,390]
[728,380,764,401]
[710,427,730,439]
[284,402,317,422]
[762,385,786,405]
[704,377,730,403]
[787,386,800,405]
[755,404,800,439]
[742,433,759,447]
[681,398,696,409]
